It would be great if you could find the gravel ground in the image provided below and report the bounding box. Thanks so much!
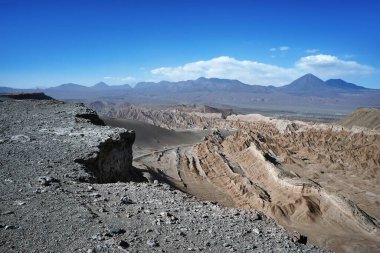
[0,97,330,252]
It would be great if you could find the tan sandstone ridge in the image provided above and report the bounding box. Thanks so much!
[126,111,380,253]
[88,103,233,129]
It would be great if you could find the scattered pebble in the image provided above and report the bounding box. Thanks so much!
[146,239,159,247]
[108,227,126,235]
[90,192,101,198]
[118,240,129,249]
[120,196,134,205]
[14,201,26,206]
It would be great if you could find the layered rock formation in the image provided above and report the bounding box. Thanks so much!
[136,116,380,253]
[88,102,230,129]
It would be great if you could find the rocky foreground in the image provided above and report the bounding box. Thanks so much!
[0,96,329,252]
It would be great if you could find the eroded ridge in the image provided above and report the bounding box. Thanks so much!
[138,126,380,253]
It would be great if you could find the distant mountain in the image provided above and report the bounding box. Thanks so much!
[0,87,42,94]
[134,77,270,93]
[0,87,18,93]
[92,82,109,88]
[279,73,337,96]
[43,82,132,100]
[90,82,131,90]
[1,75,379,114]
[325,79,368,90]
[51,83,87,89]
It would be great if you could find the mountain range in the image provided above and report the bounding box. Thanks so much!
[1,73,379,114]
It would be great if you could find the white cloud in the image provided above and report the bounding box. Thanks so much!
[150,55,375,86]
[269,48,276,52]
[306,49,320,54]
[152,56,298,85]
[296,54,374,78]
[279,46,289,51]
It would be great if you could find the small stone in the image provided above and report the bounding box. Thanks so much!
[146,228,153,233]
[291,231,307,244]
[120,196,134,205]
[252,228,260,234]
[118,240,129,249]
[1,211,14,215]
[90,193,101,198]
[146,239,159,247]
[251,213,261,221]
[153,180,159,184]
[5,225,15,230]
[159,211,170,217]
[10,134,30,143]
[38,176,59,186]
[87,249,95,253]
[109,227,126,235]
[14,201,26,206]
[91,234,104,241]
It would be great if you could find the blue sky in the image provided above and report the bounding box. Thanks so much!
[0,0,379,88]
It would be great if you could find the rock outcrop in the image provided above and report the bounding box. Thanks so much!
[75,130,145,183]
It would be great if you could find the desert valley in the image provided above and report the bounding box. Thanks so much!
[1,73,380,252]
[1,1,380,252]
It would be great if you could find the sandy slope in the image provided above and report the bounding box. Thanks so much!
[337,108,380,130]
[101,117,219,156]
